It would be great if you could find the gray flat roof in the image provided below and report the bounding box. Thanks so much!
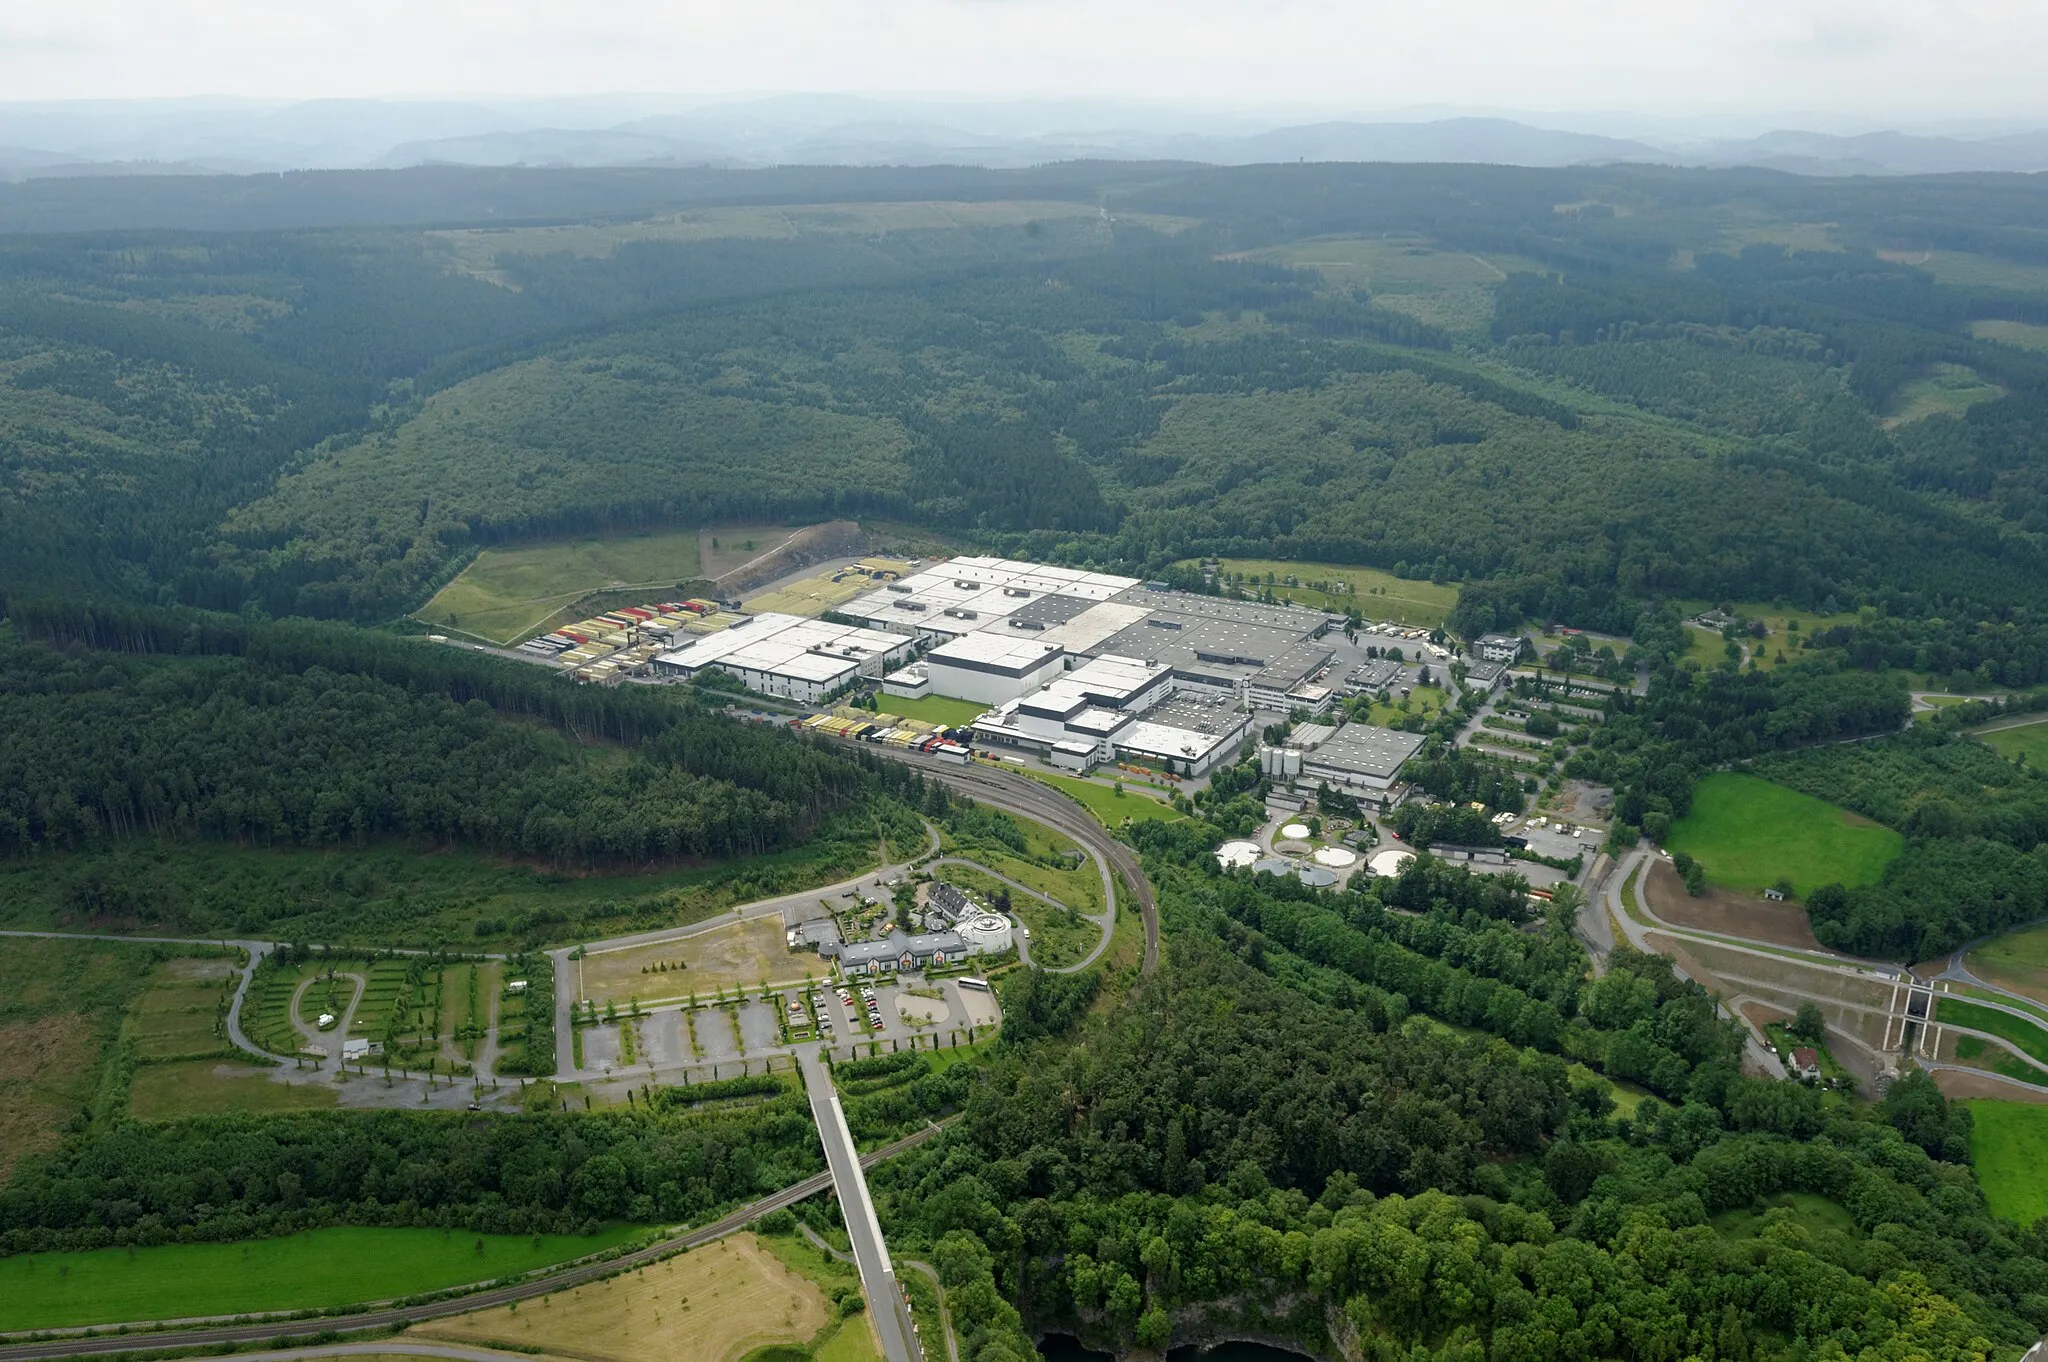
[1302,723,1426,779]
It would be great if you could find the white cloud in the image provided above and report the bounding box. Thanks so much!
[1,0,2044,121]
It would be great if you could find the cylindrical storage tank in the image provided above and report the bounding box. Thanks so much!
[958,913,1015,955]
[1283,749,1303,776]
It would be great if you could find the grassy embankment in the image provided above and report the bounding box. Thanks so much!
[416,528,705,645]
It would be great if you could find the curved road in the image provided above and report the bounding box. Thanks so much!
[0,1123,950,1362]
[927,856,1112,973]
[879,753,1160,976]
[0,930,277,1063]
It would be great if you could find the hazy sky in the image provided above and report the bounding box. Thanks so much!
[4,0,2044,124]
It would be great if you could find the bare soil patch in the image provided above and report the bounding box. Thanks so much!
[1934,1068,2048,1104]
[413,1232,829,1362]
[1643,859,1823,950]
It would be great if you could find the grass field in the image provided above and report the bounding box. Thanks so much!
[416,529,706,644]
[579,916,831,1008]
[127,1059,337,1119]
[1977,717,2048,769]
[1671,600,1862,670]
[933,864,1097,968]
[1881,363,2002,428]
[1895,250,2048,294]
[1009,766,1182,827]
[0,1224,646,1330]
[415,1230,831,1362]
[1664,772,1902,897]
[875,694,989,728]
[1970,1101,2048,1222]
[1242,236,1545,334]
[1197,557,1461,628]
[1358,684,1448,728]
[1967,918,2048,1004]
[1971,319,2048,352]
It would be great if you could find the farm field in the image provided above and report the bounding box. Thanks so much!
[1010,767,1182,827]
[414,1230,833,1362]
[415,529,706,645]
[1197,557,1460,628]
[127,1059,338,1119]
[1880,363,2002,427]
[1977,717,2048,768]
[579,916,831,1008]
[1970,1101,2048,1223]
[0,1224,646,1331]
[874,694,988,728]
[1664,772,1903,897]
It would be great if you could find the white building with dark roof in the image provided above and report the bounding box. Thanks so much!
[923,632,1068,705]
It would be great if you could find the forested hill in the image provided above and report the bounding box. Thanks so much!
[7,160,2048,637]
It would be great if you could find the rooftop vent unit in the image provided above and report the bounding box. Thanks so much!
[1145,617,1183,629]
[954,580,977,590]
[886,583,914,593]
[892,600,927,612]
[1009,618,1046,630]
[1003,587,1032,597]
[944,608,979,619]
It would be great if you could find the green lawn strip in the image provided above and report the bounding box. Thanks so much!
[1665,772,1902,897]
[0,1223,647,1331]
[872,694,988,728]
[1969,1100,2048,1223]
[1937,996,2048,1067]
[1978,720,2048,768]
[1955,1038,2048,1092]
[1008,767,1182,827]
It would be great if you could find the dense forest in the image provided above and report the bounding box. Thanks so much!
[860,814,2043,1362]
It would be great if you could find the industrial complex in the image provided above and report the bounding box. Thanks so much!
[504,551,1462,803]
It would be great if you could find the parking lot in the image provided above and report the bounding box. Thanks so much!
[577,973,1000,1088]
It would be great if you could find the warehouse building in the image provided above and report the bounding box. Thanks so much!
[651,613,916,703]
[1060,653,1176,712]
[971,682,1133,771]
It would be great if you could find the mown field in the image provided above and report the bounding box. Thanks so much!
[1969,1100,2048,1224]
[1664,772,1902,897]
[1967,919,2048,1006]
[0,1224,646,1330]
[1880,363,2003,428]
[416,529,706,644]
[1242,235,1545,334]
[413,1228,868,1362]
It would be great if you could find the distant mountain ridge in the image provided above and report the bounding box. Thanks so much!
[5,96,2048,179]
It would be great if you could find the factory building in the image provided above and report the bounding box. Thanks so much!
[1284,722,1428,808]
[921,632,1069,706]
[1112,694,1256,779]
[651,613,916,703]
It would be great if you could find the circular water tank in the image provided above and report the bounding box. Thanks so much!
[1368,848,1416,877]
[1297,866,1338,888]
[957,913,1014,955]
[1312,846,1358,868]
[1252,857,1295,877]
[1280,823,1312,840]
[1215,840,1262,870]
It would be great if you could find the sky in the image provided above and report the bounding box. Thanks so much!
[3,0,2045,128]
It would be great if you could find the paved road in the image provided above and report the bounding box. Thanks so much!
[797,1050,919,1362]
[0,930,279,1062]
[0,1123,948,1361]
